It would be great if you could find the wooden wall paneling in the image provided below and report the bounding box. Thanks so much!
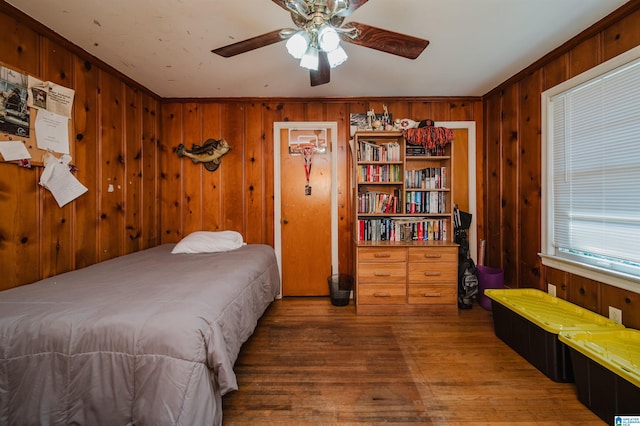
[500,85,518,286]
[449,100,474,121]
[409,101,433,123]
[599,285,640,329]
[0,10,39,75]
[602,7,640,61]
[141,94,159,249]
[484,93,502,268]
[124,86,143,253]
[0,165,39,290]
[568,275,600,313]
[282,102,306,122]
[0,11,41,290]
[72,58,99,268]
[159,103,183,243]
[201,103,223,233]
[518,70,542,289]
[544,267,569,299]
[244,101,267,244]
[542,54,569,91]
[39,38,74,278]
[181,102,204,236]
[261,101,284,246]
[220,103,246,233]
[430,102,451,122]
[325,102,351,274]
[568,36,601,79]
[305,101,325,121]
[98,71,126,261]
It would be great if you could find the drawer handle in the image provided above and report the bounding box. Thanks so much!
[424,271,441,276]
[374,253,391,258]
[424,253,442,258]
[373,292,391,297]
[423,292,441,297]
[374,272,391,277]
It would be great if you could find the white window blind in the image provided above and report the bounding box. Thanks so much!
[549,58,640,278]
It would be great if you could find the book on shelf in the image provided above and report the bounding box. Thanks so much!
[358,140,401,162]
[358,217,447,242]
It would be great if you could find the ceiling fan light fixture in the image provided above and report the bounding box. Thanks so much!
[300,45,319,71]
[327,45,348,68]
[318,25,340,52]
[286,31,310,59]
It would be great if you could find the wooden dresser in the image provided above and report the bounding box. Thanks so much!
[355,242,459,315]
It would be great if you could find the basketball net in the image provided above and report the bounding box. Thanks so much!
[300,145,315,196]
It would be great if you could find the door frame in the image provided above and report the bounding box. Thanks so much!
[273,121,339,297]
[436,121,477,263]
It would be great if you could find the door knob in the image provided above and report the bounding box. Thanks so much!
[283,219,289,224]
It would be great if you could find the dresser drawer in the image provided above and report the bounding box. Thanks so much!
[358,247,406,262]
[408,247,457,263]
[408,262,457,283]
[358,262,406,283]
[408,284,457,305]
[358,284,406,305]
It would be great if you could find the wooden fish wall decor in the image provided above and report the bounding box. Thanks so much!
[176,138,230,172]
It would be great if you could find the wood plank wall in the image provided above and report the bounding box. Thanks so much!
[158,99,483,282]
[0,3,161,290]
[483,0,640,327]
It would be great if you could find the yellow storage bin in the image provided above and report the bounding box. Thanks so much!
[559,329,640,422]
[484,288,624,382]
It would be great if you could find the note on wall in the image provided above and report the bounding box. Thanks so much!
[0,140,31,161]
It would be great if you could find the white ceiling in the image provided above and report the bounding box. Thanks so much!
[6,0,629,98]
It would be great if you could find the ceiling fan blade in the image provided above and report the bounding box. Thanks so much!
[212,29,285,57]
[310,51,331,86]
[341,22,429,59]
[271,0,290,11]
[337,0,369,17]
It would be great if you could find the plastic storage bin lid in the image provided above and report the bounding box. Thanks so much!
[559,329,640,388]
[484,288,625,334]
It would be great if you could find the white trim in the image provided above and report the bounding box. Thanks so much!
[273,121,339,297]
[540,253,640,295]
[436,121,478,263]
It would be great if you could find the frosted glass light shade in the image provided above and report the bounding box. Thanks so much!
[318,26,340,52]
[300,45,319,70]
[327,45,348,68]
[286,31,309,59]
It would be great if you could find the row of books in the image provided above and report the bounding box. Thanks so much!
[406,145,446,157]
[405,167,447,189]
[357,140,401,162]
[357,191,401,214]
[357,218,448,242]
[406,191,447,214]
[357,164,402,183]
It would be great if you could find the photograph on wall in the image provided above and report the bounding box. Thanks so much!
[0,66,30,138]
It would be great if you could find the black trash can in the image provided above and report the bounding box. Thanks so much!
[328,273,353,306]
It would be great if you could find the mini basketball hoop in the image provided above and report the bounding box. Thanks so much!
[296,143,316,196]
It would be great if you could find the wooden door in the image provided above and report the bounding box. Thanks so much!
[280,128,332,296]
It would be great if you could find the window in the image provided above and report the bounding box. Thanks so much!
[541,45,640,289]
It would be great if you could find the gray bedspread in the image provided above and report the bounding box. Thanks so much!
[0,243,280,425]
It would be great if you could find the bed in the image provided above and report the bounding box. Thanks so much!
[0,236,280,425]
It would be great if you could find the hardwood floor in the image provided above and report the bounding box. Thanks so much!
[222,297,605,425]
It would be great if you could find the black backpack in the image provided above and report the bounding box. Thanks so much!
[458,255,478,309]
[453,207,478,309]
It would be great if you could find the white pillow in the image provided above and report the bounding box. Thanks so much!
[171,231,245,254]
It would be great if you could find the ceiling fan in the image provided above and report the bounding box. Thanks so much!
[211,0,429,86]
